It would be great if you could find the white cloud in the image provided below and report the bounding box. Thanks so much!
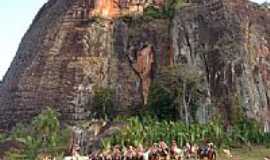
[252,0,269,3]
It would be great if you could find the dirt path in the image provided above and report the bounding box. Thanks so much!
[218,146,270,160]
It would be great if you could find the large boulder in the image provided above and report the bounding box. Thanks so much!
[0,0,269,129]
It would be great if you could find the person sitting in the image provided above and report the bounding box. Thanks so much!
[184,143,198,159]
[101,148,112,160]
[136,144,145,160]
[89,151,100,160]
[124,145,136,160]
[98,153,105,160]
[70,144,81,159]
[206,143,216,160]
[143,146,151,160]
[149,143,159,160]
[64,144,88,160]
[197,141,216,160]
[170,140,183,160]
[158,140,169,160]
[112,145,122,160]
[105,152,113,160]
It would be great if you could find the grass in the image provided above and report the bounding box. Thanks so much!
[218,146,270,160]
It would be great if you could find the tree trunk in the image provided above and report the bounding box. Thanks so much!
[183,82,189,126]
[177,93,182,119]
[264,120,270,133]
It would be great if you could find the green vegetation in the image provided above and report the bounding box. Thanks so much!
[144,0,184,19]
[218,146,270,160]
[144,6,164,19]
[92,87,115,120]
[98,64,270,151]
[102,116,270,150]
[229,92,246,124]
[3,108,71,160]
[0,132,6,143]
[148,65,204,124]
[0,64,269,158]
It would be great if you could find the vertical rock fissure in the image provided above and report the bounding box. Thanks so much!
[126,53,145,105]
[184,32,194,64]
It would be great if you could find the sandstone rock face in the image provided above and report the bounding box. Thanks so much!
[0,0,144,129]
[172,0,270,123]
[90,0,159,18]
[0,0,269,129]
[91,0,120,18]
[133,46,154,104]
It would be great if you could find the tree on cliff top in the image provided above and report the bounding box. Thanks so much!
[144,0,184,19]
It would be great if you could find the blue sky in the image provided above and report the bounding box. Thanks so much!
[0,0,268,80]
[0,0,47,80]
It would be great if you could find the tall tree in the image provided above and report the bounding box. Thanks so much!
[149,64,203,124]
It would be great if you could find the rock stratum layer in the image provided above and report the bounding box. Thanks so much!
[0,0,269,129]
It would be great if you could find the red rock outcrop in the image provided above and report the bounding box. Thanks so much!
[91,0,120,18]
[133,46,155,104]
[90,0,162,18]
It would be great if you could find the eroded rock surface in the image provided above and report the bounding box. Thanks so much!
[172,0,270,123]
[0,0,144,129]
[0,0,269,129]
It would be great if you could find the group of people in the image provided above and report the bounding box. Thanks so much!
[66,140,216,160]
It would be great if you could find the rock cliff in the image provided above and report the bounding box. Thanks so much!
[173,0,270,124]
[0,0,269,129]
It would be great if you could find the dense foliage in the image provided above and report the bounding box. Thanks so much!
[144,0,184,19]
[3,108,71,160]
[98,64,270,150]
[102,116,270,150]
[92,87,115,120]
[148,65,204,124]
